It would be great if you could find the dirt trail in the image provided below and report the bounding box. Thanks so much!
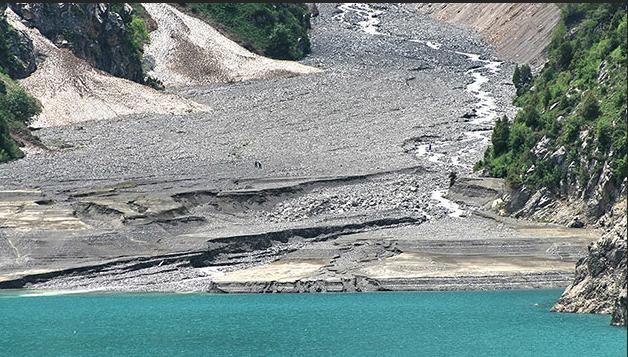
[141,3,321,87]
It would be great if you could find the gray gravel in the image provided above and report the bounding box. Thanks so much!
[0,3,515,192]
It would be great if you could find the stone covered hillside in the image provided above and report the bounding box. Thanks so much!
[416,3,561,67]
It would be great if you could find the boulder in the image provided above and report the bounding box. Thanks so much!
[567,216,584,228]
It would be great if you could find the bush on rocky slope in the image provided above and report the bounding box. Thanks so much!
[477,4,627,219]
[177,3,311,60]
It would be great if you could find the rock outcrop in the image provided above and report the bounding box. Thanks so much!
[9,3,144,83]
[0,4,37,78]
[552,201,627,326]
[416,3,561,67]
[6,8,206,127]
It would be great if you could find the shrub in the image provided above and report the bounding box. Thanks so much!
[266,24,298,60]
[509,122,535,151]
[595,117,613,152]
[0,74,41,163]
[4,86,40,124]
[577,92,600,120]
[128,17,150,52]
[513,64,533,95]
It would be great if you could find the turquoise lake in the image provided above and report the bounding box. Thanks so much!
[0,289,625,356]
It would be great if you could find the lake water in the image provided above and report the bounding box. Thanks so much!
[0,289,625,356]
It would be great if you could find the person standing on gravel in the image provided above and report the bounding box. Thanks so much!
[448,171,457,187]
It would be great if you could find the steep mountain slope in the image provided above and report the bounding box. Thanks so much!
[141,3,320,88]
[6,7,206,127]
[478,4,627,325]
[0,4,36,79]
[416,3,560,67]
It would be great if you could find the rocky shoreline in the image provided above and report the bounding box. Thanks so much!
[552,202,627,326]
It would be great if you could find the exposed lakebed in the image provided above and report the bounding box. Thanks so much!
[0,4,595,293]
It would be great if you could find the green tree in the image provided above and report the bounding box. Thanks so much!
[513,64,533,96]
[491,115,511,156]
[509,122,534,152]
[128,17,150,51]
[0,112,22,161]
[266,24,297,60]
[4,86,40,124]
[556,41,573,69]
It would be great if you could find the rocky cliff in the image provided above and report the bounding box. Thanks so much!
[552,202,627,326]
[416,3,560,67]
[9,3,145,83]
[0,3,37,78]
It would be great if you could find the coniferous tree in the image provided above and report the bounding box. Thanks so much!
[491,115,511,156]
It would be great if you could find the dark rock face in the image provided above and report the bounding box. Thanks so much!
[552,203,627,326]
[10,3,143,83]
[0,3,37,78]
[612,284,626,325]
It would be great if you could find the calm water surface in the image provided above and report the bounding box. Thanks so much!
[0,289,625,356]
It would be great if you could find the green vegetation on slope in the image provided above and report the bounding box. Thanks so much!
[477,4,627,195]
[122,4,163,89]
[178,3,311,60]
[0,73,41,162]
[0,14,41,163]
[0,15,25,78]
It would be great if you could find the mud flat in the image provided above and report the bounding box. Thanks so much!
[0,4,592,293]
